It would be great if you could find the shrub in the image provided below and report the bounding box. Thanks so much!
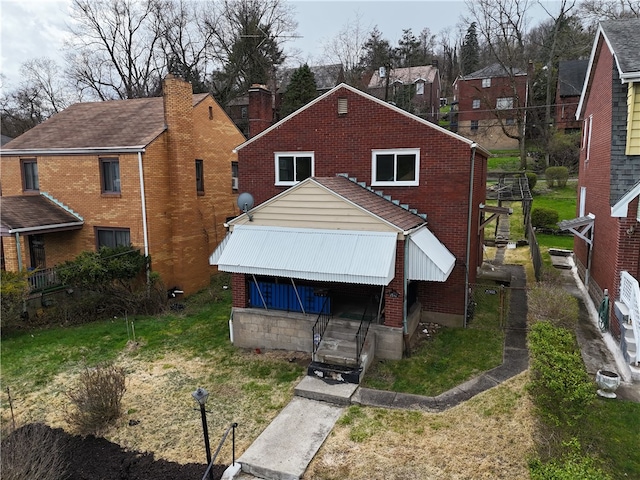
[546,166,569,187]
[1,423,68,480]
[0,270,29,329]
[525,172,538,191]
[528,321,594,427]
[66,363,126,434]
[529,439,610,480]
[548,131,580,171]
[528,282,579,329]
[531,207,559,229]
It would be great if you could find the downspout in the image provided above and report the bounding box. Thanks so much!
[464,143,478,328]
[137,152,150,288]
[15,232,22,272]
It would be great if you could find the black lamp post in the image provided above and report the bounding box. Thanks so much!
[192,387,213,480]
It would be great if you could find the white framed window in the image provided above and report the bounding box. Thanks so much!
[584,114,593,163]
[275,152,314,185]
[371,148,420,186]
[496,97,514,110]
[579,187,586,217]
[472,99,480,109]
[415,82,424,95]
[482,78,491,88]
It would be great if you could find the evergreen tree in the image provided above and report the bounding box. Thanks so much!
[359,27,393,70]
[460,22,480,75]
[280,64,317,117]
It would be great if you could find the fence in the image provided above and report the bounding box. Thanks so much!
[527,220,543,282]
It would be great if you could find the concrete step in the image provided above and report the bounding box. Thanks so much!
[238,397,344,480]
[295,374,359,403]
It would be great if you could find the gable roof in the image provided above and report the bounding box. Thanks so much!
[233,83,490,156]
[461,63,526,80]
[557,59,589,97]
[368,65,439,89]
[1,194,84,235]
[1,93,209,155]
[578,18,640,117]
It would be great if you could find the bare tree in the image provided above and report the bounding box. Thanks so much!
[1,58,76,137]
[579,0,640,25]
[66,0,166,100]
[322,12,369,87]
[463,0,532,168]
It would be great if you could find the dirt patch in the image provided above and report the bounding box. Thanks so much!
[2,423,225,480]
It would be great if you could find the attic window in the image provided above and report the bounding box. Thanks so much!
[338,97,348,115]
[208,106,213,120]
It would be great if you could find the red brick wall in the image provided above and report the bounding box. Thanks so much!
[238,86,487,317]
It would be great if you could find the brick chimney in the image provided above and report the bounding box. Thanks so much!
[162,74,206,294]
[248,84,273,137]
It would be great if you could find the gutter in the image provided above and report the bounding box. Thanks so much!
[464,143,478,327]
[0,146,147,157]
[8,221,84,234]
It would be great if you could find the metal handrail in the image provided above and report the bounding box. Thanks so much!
[27,267,61,292]
[201,422,238,480]
[312,297,331,357]
[355,316,371,363]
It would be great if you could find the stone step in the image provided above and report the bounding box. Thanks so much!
[305,362,363,386]
[296,372,360,399]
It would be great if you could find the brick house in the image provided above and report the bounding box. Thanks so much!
[367,64,441,123]
[0,75,245,295]
[555,59,588,134]
[210,83,490,376]
[452,63,528,150]
[565,19,640,379]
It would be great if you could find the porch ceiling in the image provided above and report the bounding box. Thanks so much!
[210,225,397,285]
[0,195,84,236]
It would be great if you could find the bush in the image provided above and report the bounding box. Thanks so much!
[548,131,580,171]
[531,207,559,229]
[546,166,569,187]
[525,172,538,191]
[528,321,594,427]
[0,270,29,329]
[530,439,610,480]
[66,363,126,434]
[528,283,579,329]
[1,423,68,480]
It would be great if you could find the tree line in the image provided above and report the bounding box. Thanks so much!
[1,0,638,144]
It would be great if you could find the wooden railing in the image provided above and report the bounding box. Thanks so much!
[27,267,61,292]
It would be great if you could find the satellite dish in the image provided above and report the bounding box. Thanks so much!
[237,192,255,221]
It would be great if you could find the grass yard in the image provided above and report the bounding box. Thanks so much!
[361,284,504,396]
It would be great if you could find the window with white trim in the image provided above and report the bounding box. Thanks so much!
[472,99,480,109]
[482,78,491,88]
[371,149,420,186]
[496,97,514,110]
[275,152,314,185]
[584,114,593,163]
[416,82,424,95]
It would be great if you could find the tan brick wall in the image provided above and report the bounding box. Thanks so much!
[1,76,245,295]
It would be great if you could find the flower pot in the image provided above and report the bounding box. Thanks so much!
[595,369,621,398]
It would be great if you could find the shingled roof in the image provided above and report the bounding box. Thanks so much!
[2,93,209,152]
[368,65,439,89]
[557,59,588,97]
[601,18,640,78]
[462,63,526,80]
[0,195,84,235]
[314,175,426,231]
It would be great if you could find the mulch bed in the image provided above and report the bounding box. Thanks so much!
[2,423,227,480]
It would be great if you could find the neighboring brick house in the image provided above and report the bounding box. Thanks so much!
[226,64,344,137]
[555,59,588,134]
[211,83,490,373]
[565,19,640,380]
[452,63,528,150]
[0,75,245,295]
[367,64,441,123]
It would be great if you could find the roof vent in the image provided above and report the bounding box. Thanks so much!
[338,97,348,115]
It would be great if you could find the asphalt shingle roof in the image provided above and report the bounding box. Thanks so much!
[368,65,438,89]
[557,59,588,97]
[601,19,640,74]
[314,176,426,231]
[3,93,209,151]
[0,195,83,234]
[462,63,526,79]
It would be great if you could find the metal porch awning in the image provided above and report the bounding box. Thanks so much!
[210,225,397,286]
[406,227,456,281]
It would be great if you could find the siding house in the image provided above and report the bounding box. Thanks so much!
[566,19,640,380]
[452,63,528,150]
[1,75,245,295]
[367,64,441,123]
[211,83,490,379]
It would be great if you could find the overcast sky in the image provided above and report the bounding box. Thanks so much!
[0,0,561,92]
